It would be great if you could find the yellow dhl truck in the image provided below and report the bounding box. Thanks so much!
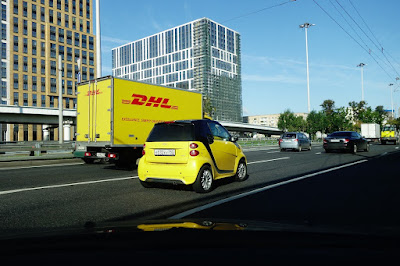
[74,76,203,167]
[380,124,399,145]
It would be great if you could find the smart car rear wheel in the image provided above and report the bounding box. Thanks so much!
[193,165,213,193]
[140,180,154,188]
[235,159,248,182]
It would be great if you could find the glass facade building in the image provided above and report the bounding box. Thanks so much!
[112,18,242,122]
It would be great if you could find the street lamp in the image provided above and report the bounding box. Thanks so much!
[299,22,315,113]
[357,63,366,101]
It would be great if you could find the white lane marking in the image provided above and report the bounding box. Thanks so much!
[247,157,290,165]
[267,151,281,154]
[0,176,139,196]
[0,162,84,171]
[396,147,399,149]
[315,152,321,155]
[169,159,368,219]
[244,147,279,152]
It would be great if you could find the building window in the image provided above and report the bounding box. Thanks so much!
[50,78,57,93]
[79,0,83,16]
[49,0,54,8]
[41,60,46,74]
[72,0,76,14]
[32,4,37,20]
[57,12,62,26]
[86,21,90,33]
[23,38,28,53]
[66,30,72,44]
[32,94,37,107]
[67,80,73,95]
[89,68,94,80]
[32,76,37,91]
[23,57,28,72]
[89,52,94,66]
[32,22,37,37]
[13,55,18,70]
[50,43,56,58]
[82,50,87,65]
[74,48,79,61]
[65,0,69,12]
[23,75,28,90]
[67,64,72,78]
[82,66,87,81]
[23,93,28,106]
[50,26,56,41]
[49,10,54,24]
[40,7,45,22]
[58,28,64,43]
[50,61,57,76]
[49,96,54,107]
[13,36,18,52]
[13,17,18,33]
[72,16,76,29]
[13,74,19,90]
[1,24,6,41]
[81,34,87,49]
[59,45,64,60]
[41,24,45,39]
[89,36,94,50]
[23,20,28,35]
[41,77,46,92]
[57,0,61,10]
[79,19,83,31]
[32,58,37,73]
[14,92,19,105]
[23,2,28,17]
[67,47,72,61]
[41,42,45,57]
[74,32,79,46]
[13,2,18,15]
[86,0,90,19]
[32,40,37,55]
[65,14,69,28]
[41,95,46,107]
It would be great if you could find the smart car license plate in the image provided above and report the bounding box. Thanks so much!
[96,152,106,158]
[154,149,175,156]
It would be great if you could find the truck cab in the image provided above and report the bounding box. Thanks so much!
[381,125,399,145]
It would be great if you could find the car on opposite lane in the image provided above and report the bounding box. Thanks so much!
[323,131,369,154]
[279,132,311,152]
[138,119,248,193]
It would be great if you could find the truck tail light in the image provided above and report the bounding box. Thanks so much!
[84,152,91,157]
[142,144,146,155]
[190,150,199,156]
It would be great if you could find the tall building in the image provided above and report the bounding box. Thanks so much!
[0,0,96,141]
[112,18,242,122]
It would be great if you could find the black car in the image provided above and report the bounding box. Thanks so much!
[323,131,369,154]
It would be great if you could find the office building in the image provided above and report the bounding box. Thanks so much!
[112,18,242,122]
[0,0,96,141]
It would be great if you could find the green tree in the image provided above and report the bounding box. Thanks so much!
[321,99,335,116]
[202,95,215,119]
[278,109,306,132]
[306,110,326,137]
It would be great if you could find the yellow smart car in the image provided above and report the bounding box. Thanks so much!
[138,119,248,193]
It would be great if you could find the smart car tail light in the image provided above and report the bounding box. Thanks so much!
[190,143,198,149]
[190,150,199,156]
[142,144,146,155]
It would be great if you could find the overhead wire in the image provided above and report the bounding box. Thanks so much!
[334,0,400,78]
[312,0,397,83]
[222,0,297,23]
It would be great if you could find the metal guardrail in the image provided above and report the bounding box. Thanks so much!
[237,138,279,147]
[0,141,75,156]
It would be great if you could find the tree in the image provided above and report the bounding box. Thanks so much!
[321,100,335,116]
[202,95,215,119]
[306,110,326,137]
[278,109,305,132]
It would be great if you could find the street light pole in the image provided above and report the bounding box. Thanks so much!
[58,55,63,144]
[389,83,394,119]
[300,22,315,113]
[357,63,365,101]
[96,0,102,78]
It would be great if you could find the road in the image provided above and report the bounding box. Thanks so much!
[0,143,399,235]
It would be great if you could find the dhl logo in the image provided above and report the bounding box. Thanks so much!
[122,94,178,110]
[85,89,103,96]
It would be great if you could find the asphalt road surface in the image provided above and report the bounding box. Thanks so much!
[0,143,399,235]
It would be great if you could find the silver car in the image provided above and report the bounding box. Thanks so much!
[279,132,311,152]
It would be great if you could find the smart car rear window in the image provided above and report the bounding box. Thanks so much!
[147,123,195,142]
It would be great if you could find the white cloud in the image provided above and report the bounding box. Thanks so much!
[102,35,132,45]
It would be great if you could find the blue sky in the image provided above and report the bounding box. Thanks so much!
[97,0,400,116]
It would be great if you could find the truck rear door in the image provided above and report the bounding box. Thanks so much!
[76,79,112,143]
